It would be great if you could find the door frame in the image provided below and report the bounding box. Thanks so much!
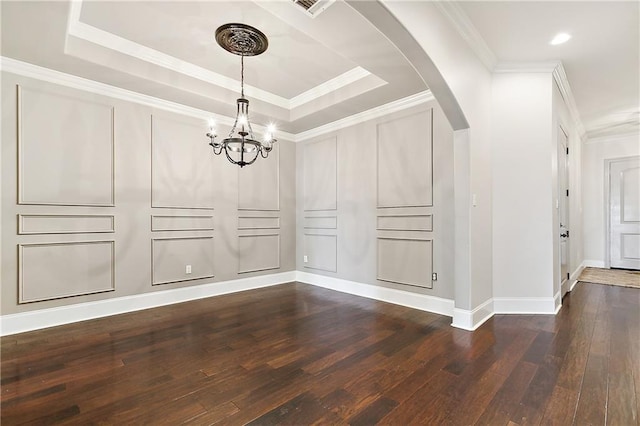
[604,155,640,268]
[558,125,570,292]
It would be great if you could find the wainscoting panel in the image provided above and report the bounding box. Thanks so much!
[303,137,337,211]
[238,234,280,274]
[303,233,337,272]
[238,144,280,211]
[151,215,214,232]
[151,114,215,209]
[304,216,337,229]
[18,85,114,206]
[19,241,115,303]
[377,215,432,232]
[18,214,115,235]
[238,216,280,230]
[151,237,214,285]
[377,110,433,208]
[377,237,433,288]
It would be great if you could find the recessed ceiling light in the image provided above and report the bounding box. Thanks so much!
[550,33,571,45]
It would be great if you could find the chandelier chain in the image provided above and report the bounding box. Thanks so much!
[241,55,245,98]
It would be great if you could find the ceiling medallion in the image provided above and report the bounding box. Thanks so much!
[206,23,276,168]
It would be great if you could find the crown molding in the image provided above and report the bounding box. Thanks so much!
[552,62,586,139]
[66,0,377,113]
[294,90,435,142]
[289,66,374,109]
[433,1,497,71]
[585,129,640,144]
[0,56,297,141]
[494,61,560,73]
[67,21,292,109]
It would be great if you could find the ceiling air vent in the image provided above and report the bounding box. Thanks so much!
[292,0,335,18]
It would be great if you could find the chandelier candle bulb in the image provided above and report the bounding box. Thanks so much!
[206,23,277,168]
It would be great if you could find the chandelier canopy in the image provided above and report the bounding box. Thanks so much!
[206,23,276,168]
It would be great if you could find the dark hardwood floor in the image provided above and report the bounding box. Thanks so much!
[1,281,639,425]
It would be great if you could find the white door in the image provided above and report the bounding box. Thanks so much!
[610,156,640,270]
[558,128,570,287]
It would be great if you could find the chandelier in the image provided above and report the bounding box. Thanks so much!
[206,23,277,168]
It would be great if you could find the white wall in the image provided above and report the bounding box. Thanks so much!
[491,72,555,301]
[583,133,640,266]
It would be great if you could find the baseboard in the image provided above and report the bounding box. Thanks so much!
[583,260,605,268]
[0,271,296,336]
[563,263,585,294]
[451,298,494,331]
[493,296,559,314]
[295,271,454,318]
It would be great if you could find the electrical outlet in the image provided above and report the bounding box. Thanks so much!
[303,255,308,263]
[186,265,192,274]
[432,272,437,281]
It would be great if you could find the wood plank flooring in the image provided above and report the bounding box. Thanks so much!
[1,281,639,425]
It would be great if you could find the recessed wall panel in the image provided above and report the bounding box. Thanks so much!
[19,241,115,303]
[18,86,114,206]
[152,237,214,285]
[377,215,432,231]
[377,111,433,208]
[304,216,337,229]
[238,217,280,230]
[377,238,433,288]
[238,234,280,273]
[304,137,337,211]
[303,234,337,272]
[19,214,114,235]
[238,144,279,211]
[151,215,214,232]
[151,114,215,209]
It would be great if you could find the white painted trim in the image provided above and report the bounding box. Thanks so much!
[0,271,296,336]
[433,2,497,71]
[493,296,559,314]
[582,259,605,268]
[586,130,640,144]
[552,63,586,139]
[0,56,297,141]
[289,67,374,109]
[564,262,585,294]
[494,61,560,73]
[0,57,427,143]
[295,271,454,317]
[295,90,435,142]
[451,298,494,331]
[67,20,290,109]
[553,291,562,313]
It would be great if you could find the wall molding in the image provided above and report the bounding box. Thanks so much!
[451,297,494,331]
[0,56,297,141]
[1,271,297,336]
[0,56,434,143]
[296,271,454,318]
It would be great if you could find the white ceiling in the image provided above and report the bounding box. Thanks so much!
[1,1,638,139]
